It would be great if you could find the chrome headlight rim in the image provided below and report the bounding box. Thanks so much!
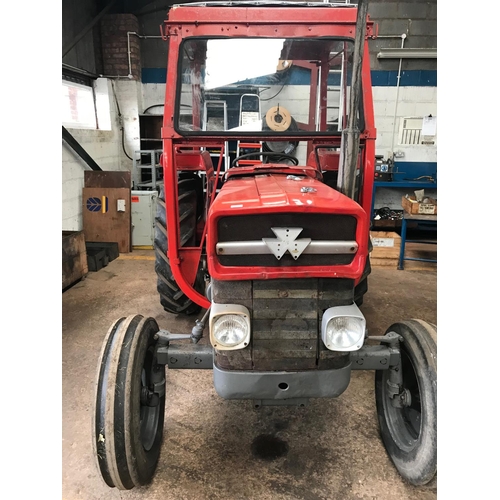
[209,303,251,351]
[321,304,366,352]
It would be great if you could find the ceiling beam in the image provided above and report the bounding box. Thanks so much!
[63,0,118,59]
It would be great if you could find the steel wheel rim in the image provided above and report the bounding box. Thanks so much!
[383,349,422,452]
[139,348,160,452]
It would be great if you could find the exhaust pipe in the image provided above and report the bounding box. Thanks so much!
[337,0,369,199]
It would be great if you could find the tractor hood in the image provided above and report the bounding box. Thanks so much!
[206,173,369,281]
[210,173,364,214]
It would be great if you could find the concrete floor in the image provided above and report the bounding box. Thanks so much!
[62,251,437,500]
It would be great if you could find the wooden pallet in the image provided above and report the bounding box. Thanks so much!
[62,231,88,290]
[370,231,401,268]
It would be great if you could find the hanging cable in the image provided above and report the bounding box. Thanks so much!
[111,80,134,161]
[260,82,287,102]
[143,104,164,114]
[260,65,292,102]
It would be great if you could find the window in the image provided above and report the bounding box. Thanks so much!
[62,77,111,130]
[176,37,359,136]
[62,81,96,129]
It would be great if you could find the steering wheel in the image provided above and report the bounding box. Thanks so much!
[231,151,299,168]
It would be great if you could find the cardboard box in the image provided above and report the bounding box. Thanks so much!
[401,196,437,215]
[370,231,401,268]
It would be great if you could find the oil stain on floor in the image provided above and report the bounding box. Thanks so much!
[251,434,289,461]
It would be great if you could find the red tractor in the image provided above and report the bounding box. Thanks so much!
[93,1,437,490]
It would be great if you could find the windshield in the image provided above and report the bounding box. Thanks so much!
[176,37,359,135]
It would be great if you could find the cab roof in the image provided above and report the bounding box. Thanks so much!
[172,1,355,8]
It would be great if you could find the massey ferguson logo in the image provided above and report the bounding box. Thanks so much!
[263,228,311,260]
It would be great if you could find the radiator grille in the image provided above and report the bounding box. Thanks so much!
[217,213,357,267]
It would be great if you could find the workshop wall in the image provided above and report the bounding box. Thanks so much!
[367,1,437,72]
[100,14,141,80]
[373,86,437,159]
[62,0,437,229]
[62,9,145,232]
[62,79,140,231]
[367,0,437,163]
[138,0,437,162]
[62,0,99,74]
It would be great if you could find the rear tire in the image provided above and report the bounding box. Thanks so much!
[154,178,205,315]
[93,315,165,490]
[375,319,437,486]
[354,255,371,307]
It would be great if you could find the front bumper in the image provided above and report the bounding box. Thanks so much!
[213,363,351,400]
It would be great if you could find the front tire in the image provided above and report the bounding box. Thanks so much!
[375,319,437,486]
[93,315,165,490]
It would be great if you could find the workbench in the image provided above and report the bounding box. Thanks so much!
[371,180,438,221]
[398,212,437,270]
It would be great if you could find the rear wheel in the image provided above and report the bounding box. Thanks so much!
[93,315,165,490]
[354,255,371,307]
[154,178,205,315]
[375,319,437,486]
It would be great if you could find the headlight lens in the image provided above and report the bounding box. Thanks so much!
[213,314,249,347]
[321,304,366,351]
[325,316,365,350]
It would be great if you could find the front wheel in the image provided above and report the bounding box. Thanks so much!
[375,319,437,486]
[92,315,165,490]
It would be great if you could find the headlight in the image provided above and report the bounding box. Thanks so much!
[321,304,366,351]
[210,304,251,350]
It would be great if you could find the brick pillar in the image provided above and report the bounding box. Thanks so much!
[100,14,141,80]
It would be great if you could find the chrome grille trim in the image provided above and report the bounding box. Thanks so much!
[216,240,358,255]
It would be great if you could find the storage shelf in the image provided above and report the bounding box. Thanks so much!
[374,181,437,189]
[137,115,163,190]
[371,180,437,222]
[133,149,163,190]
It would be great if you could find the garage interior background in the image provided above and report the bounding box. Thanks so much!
[55,2,500,498]
[62,0,437,233]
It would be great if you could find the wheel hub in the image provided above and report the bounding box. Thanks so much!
[397,388,412,408]
[141,386,160,407]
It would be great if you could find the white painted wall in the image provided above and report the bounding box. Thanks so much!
[114,80,143,159]
[62,128,120,230]
[373,86,437,161]
[371,86,437,211]
[142,84,166,115]
[62,79,142,231]
[62,82,437,230]
[140,82,437,167]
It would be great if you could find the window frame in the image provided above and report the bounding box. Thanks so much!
[173,36,364,137]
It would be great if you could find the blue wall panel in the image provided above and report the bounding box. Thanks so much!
[142,68,437,86]
[142,68,167,83]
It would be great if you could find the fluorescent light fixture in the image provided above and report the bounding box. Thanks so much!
[377,48,437,59]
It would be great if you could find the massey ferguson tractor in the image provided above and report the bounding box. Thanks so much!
[92,0,437,491]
